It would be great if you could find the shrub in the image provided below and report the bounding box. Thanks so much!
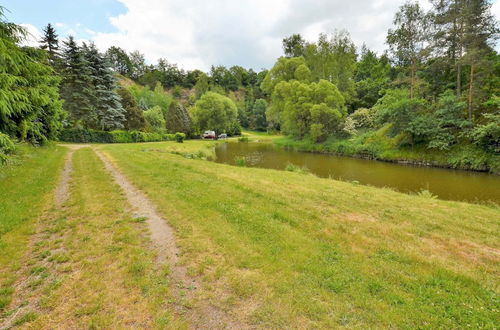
[349,108,374,129]
[59,128,179,144]
[174,132,185,143]
[235,156,246,166]
[238,136,249,142]
[110,130,133,143]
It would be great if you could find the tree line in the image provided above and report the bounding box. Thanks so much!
[0,0,498,162]
[268,0,498,154]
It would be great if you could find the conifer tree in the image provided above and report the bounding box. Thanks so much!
[39,23,60,66]
[83,43,125,130]
[0,9,64,145]
[60,36,94,126]
[165,100,192,135]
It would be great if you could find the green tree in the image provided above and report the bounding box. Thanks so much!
[105,46,132,76]
[387,2,429,98]
[353,45,390,109]
[191,92,239,135]
[60,36,94,127]
[269,79,346,141]
[144,105,165,132]
[83,43,125,130]
[165,100,192,135]
[117,86,145,130]
[194,72,209,99]
[250,99,268,131]
[0,9,64,145]
[282,34,306,58]
[303,31,357,104]
[39,23,60,66]
[129,50,146,80]
[427,90,470,149]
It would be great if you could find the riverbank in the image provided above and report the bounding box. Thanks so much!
[272,127,500,174]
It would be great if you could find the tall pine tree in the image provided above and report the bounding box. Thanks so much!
[60,36,94,126]
[39,23,60,66]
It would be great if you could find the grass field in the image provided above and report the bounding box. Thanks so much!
[98,140,499,328]
[1,140,499,328]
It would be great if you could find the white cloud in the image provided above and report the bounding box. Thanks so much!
[19,23,42,47]
[73,0,499,70]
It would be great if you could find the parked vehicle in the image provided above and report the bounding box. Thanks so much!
[218,133,227,140]
[202,130,216,139]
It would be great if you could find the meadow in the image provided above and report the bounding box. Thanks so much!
[0,140,498,328]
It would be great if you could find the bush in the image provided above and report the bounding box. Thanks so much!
[349,108,374,129]
[174,132,185,143]
[59,128,177,144]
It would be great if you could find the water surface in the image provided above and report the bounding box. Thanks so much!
[214,142,500,203]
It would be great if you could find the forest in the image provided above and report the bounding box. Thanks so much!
[0,1,498,170]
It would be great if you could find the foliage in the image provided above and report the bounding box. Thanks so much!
[0,132,15,163]
[191,92,240,135]
[117,86,145,130]
[194,72,209,99]
[165,100,192,135]
[470,112,500,153]
[303,31,357,104]
[0,11,65,146]
[267,78,346,142]
[249,99,268,131]
[143,106,166,132]
[59,128,175,143]
[282,34,306,58]
[174,132,185,143]
[349,108,374,129]
[105,46,132,76]
[39,23,60,66]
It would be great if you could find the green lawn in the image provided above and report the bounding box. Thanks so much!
[0,144,67,311]
[97,140,500,328]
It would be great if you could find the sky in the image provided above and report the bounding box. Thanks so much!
[3,0,499,71]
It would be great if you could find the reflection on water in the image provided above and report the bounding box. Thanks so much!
[214,142,500,203]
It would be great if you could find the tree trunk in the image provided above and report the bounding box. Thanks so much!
[468,63,474,121]
[456,63,461,98]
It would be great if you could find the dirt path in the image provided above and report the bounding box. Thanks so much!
[54,145,87,207]
[94,150,245,329]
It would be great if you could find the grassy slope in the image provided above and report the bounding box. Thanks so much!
[0,145,67,311]
[99,140,500,328]
[274,126,500,174]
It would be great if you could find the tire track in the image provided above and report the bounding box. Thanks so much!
[94,149,246,329]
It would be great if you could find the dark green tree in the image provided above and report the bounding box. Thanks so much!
[117,86,145,130]
[60,36,94,126]
[105,46,132,76]
[283,34,306,58]
[165,100,192,135]
[39,23,60,66]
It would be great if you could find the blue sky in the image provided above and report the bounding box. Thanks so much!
[3,0,126,40]
[3,0,499,71]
